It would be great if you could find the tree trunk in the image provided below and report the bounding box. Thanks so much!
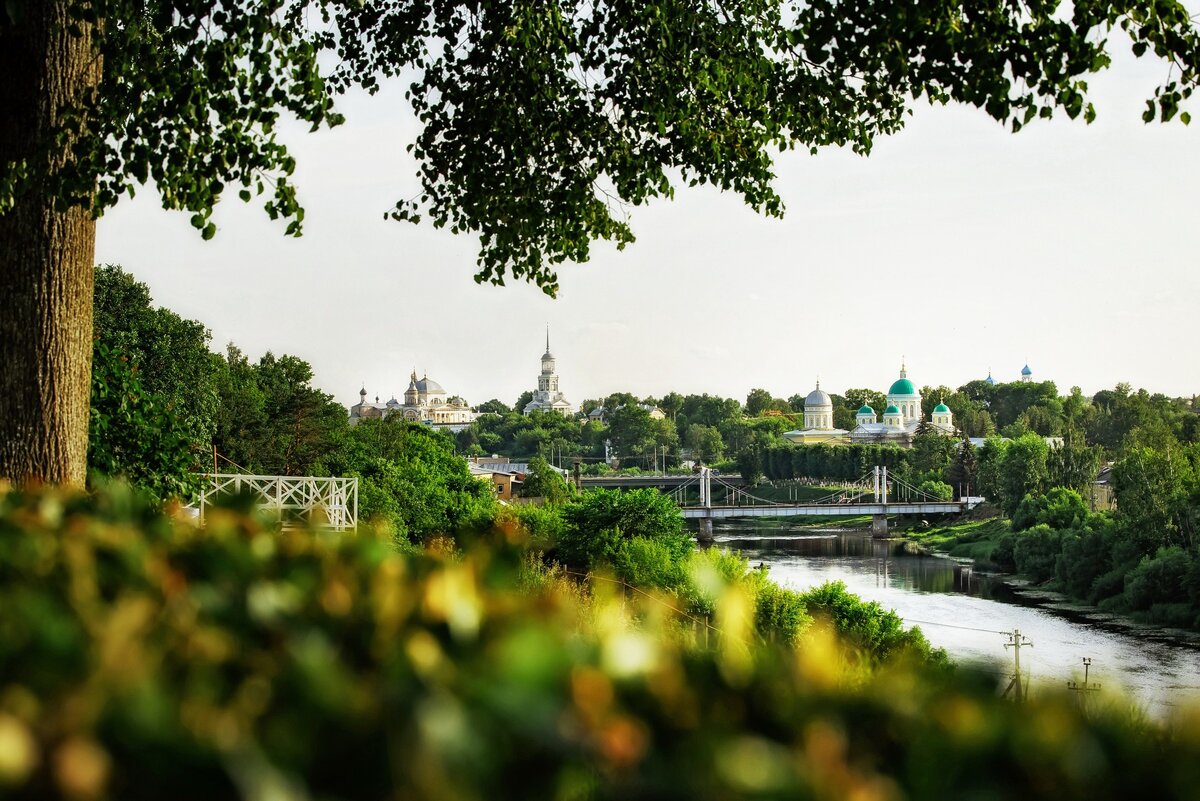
[0,3,101,486]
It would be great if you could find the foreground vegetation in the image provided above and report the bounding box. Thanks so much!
[4,483,1200,801]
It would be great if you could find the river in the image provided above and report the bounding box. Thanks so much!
[713,519,1200,718]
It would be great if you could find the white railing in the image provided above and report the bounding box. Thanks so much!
[197,474,358,531]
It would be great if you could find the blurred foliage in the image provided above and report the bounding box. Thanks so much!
[3,484,1200,801]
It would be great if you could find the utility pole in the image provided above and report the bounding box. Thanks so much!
[1067,657,1101,706]
[1002,629,1033,702]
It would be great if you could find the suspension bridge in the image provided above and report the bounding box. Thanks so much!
[669,467,975,539]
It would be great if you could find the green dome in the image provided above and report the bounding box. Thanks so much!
[934,402,950,413]
[884,405,901,415]
[888,378,916,395]
[857,405,875,415]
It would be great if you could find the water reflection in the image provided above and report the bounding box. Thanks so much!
[712,519,1200,717]
[724,529,1004,598]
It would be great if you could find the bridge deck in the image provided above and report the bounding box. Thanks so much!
[681,502,963,519]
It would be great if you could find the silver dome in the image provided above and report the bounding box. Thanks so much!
[805,388,832,408]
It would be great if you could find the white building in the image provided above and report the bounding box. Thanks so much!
[785,362,956,447]
[349,370,477,430]
[784,381,848,444]
[523,329,574,416]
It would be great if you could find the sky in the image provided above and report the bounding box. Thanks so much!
[94,42,1199,411]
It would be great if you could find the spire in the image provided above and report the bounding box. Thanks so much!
[900,356,907,379]
[546,323,550,353]
[815,376,820,390]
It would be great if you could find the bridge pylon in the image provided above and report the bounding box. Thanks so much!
[696,467,714,543]
[872,465,889,538]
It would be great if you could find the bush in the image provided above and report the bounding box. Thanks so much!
[1055,525,1112,600]
[753,582,812,645]
[991,532,1017,571]
[1012,524,1062,583]
[798,581,944,665]
[1145,602,1196,628]
[916,480,953,501]
[1011,487,1089,532]
[5,485,1200,800]
[680,547,761,617]
[494,502,567,550]
[1092,566,1133,606]
[1125,547,1193,611]
[557,488,683,570]
[614,534,694,590]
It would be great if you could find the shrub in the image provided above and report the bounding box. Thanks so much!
[558,488,684,570]
[494,502,567,549]
[614,534,694,590]
[798,581,943,665]
[917,480,953,501]
[353,424,498,542]
[1055,526,1112,599]
[4,485,1200,800]
[1012,524,1062,583]
[681,547,761,617]
[1012,488,1089,532]
[991,532,1018,571]
[1145,603,1196,628]
[753,582,812,645]
[556,523,625,570]
[1125,547,1193,611]
[1092,566,1133,606]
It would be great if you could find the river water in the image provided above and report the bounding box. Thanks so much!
[713,520,1200,718]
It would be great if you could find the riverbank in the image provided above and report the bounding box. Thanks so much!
[716,521,1200,716]
[903,516,1011,565]
[902,514,1200,638]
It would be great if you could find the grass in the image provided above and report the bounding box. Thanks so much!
[906,517,1011,562]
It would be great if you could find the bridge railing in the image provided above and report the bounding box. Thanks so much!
[197,474,358,531]
[679,467,952,509]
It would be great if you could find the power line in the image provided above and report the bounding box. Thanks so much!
[900,618,1010,635]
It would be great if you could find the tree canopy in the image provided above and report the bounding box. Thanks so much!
[5,1,1200,484]
[6,1,1199,293]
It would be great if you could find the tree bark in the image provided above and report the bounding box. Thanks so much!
[0,2,101,486]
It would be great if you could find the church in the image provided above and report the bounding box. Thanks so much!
[523,329,574,416]
[784,362,955,447]
[349,370,477,430]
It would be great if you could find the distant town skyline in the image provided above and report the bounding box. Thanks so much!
[94,44,1198,407]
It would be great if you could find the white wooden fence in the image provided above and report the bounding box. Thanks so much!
[197,474,358,531]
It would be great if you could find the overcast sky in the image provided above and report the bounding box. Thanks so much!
[94,43,1199,410]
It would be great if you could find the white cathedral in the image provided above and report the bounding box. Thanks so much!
[523,329,574,416]
[784,362,955,446]
[349,370,477,430]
